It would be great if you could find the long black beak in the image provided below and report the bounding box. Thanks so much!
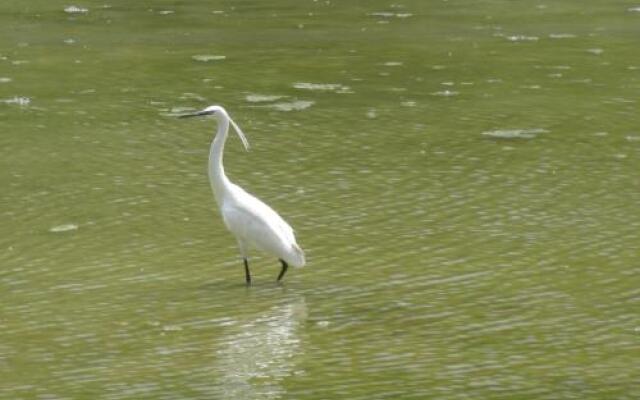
[178,110,211,118]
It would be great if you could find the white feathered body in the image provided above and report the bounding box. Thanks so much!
[220,183,305,267]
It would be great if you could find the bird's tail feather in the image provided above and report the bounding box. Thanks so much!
[291,243,306,268]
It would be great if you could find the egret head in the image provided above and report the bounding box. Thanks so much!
[179,105,250,151]
[179,104,227,118]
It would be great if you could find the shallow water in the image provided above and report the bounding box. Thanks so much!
[1,1,639,398]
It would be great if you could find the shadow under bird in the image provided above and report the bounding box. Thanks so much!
[179,105,305,284]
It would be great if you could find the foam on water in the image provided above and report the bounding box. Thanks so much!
[245,94,286,103]
[292,82,352,93]
[430,90,458,97]
[481,128,549,139]
[549,33,577,39]
[191,55,226,62]
[64,5,88,14]
[368,12,413,18]
[49,224,79,233]
[506,35,539,42]
[2,96,30,105]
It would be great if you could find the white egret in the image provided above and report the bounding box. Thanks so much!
[180,105,305,284]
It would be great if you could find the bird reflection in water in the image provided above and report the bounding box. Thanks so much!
[215,296,307,399]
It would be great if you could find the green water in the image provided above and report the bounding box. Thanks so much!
[2,1,639,398]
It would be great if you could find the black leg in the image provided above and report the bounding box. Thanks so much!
[277,259,289,282]
[244,258,251,285]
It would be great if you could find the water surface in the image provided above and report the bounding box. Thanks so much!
[1,1,639,398]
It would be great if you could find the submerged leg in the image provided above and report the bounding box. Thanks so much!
[244,258,251,285]
[277,259,289,282]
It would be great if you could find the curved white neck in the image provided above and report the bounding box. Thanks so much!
[208,115,232,206]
